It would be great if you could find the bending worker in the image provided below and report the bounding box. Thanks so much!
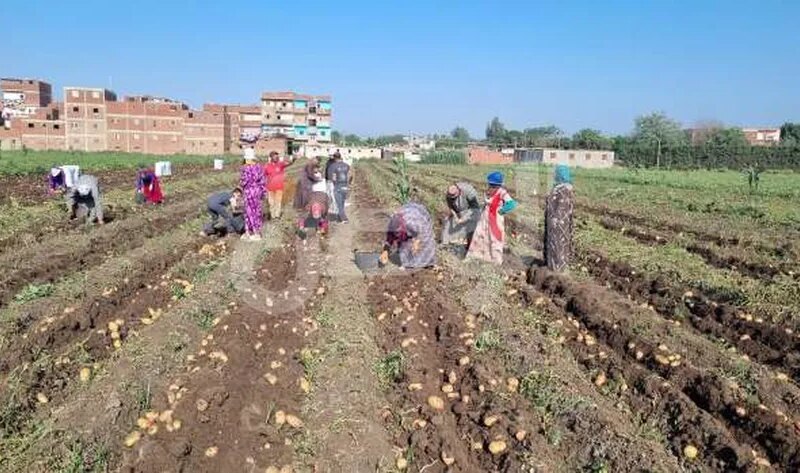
[66,174,104,225]
[203,188,245,236]
[441,181,481,245]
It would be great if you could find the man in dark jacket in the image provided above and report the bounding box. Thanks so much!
[202,188,245,236]
[326,153,352,223]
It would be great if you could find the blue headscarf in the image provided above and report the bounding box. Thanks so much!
[554,164,572,186]
[487,171,504,186]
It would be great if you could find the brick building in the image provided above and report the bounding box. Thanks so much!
[467,146,514,165]
[1,78,52,119]
[0,77,332,156]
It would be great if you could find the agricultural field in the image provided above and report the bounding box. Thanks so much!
[1,153,799,473]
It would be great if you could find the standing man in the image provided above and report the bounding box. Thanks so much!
[66,174,104,225]
[263,151,294,219]
[326,152,352,223]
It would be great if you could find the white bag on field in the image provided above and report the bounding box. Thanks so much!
[62,165,80,188]
[213,159,224,170]
[155,161,172,176]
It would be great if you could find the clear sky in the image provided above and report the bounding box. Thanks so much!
[4,0,799,138]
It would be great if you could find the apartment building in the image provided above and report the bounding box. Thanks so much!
[64,87,117,152]
[1,78,52,118]
[742,127,781,146]
[0,77,332,155]
[261,92,332,143]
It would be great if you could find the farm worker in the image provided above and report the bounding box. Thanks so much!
[135,166,164,204]
[202,188,244,236]
[48,166,66,194]
[380,201,436,269]
[263,150,295,219]
[324,152,340,216]
[240,148,266,241]
[326,151,352,223]
[544,164,575,271]
[466,171,517,265]
[441,182,481,245]
[296,183,330,239]
[294,158,323,210]
[66,174,104,225]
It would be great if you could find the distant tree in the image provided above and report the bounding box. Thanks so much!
[571,128,612,150]
[342,134,363,146]
[632,112,686,167]
[705,128,749,149]
[485,117,506,141]
[522,126,562,147]
[450,126,470,141]
[780,122,800,143]
[687,120,725,144]
[331,130,342,144]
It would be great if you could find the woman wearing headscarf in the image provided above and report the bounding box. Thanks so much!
[544,164,575,271]
[296,180,330,239]
[240,147,266,240]
[441,181,481,245]
[466,171,517,265]
[48,166,66,194]
[380,200,436,269]
[294,158,323,211]
[135,166,164,204]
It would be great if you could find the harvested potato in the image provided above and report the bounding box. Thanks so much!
[265,373,278,385]
[124,430,141,447]
[79,367,91,382]
[407,383,423,392]
[483,415,499,427]
[299,378,311,393]
[205,446,218,458]
[396,457,408,470]
[274,410,286,426]
[36,393,49,404]
[515,430,527,441]
[441,452,455,465]
[285,414,303,428]
[488,439,507,455]
[441,383,454,393]
[683,444,698,459]
[427,396,445,411]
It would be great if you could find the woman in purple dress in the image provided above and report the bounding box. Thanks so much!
[239,147,266,241]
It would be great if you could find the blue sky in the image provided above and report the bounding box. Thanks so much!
[4,0,799,137]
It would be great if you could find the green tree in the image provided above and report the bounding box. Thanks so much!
[705,128,749,148]
[780,122,800,143]
[450,126,470,141]
[632,112,686,168]
[485,117,506,141]
[331,130,342,144]
[571,128,612,150]
[342,134,363,146]
[521,126,561,147]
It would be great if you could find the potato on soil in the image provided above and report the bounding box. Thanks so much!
[427,396,445,410]
[274,410,286,426]
[396,456,408,470]
[441,452,455,465]
[36,393,49,404]
[79,367,91,382]
[489,439,507,455]
[683,444,698,459]
[124,431,141,447]
[205,446,218,457]
[285,414,303,428]
[483,415,499,427]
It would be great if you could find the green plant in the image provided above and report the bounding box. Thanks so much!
[520,370,585,417]
[299,348,323,380]
[474,329,500,353]
[189,309,216,330]
[393,156,411,204]
[14,283,54,303]
[374,350,405,385]
[315,306,334,328]
[134,381,152,414]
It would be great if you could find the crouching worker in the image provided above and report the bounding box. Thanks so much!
[380,201,436,269]
[202,188,244,237]
[48,166,66,195]
[297,184,330,240]
[67,174,104,225]
[442,181,480,245]
[135,166,164,204]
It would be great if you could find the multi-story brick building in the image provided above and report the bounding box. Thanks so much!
[0,77,332,155]
[261,92,332,143]
[1,78,53,118]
